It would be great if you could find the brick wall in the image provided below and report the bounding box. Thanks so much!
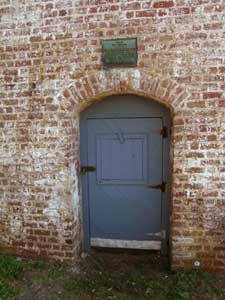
[0,0,224,271]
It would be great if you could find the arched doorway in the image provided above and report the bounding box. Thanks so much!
[80,94,171,255]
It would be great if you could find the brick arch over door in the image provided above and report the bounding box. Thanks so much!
[58,69,190,113]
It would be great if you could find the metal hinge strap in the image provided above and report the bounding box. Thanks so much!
[146,182,166,192]
[147,230,166,240]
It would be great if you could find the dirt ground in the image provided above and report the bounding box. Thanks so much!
[1,249,225,300]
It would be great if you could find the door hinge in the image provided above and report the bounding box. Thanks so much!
[146,182,166,192]
[147,230,166,240]
[160,126,168,138]
[80,166,96,174]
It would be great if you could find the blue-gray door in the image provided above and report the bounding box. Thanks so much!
[81,95,170,254]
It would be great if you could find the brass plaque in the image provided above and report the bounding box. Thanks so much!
[102,38,137,67]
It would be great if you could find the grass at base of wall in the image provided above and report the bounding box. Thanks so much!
[0,253,224,300]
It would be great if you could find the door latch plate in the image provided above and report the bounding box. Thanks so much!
[80,166,96,174]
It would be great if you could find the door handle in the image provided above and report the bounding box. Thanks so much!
[146,182,166,192]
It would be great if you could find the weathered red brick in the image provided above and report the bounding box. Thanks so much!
[153,1,174,8]
[203,92,222,99]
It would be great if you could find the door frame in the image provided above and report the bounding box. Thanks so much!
[80,94,171,255]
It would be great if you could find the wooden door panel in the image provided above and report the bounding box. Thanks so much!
[87,118,163,247]
[96,134,147,184]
